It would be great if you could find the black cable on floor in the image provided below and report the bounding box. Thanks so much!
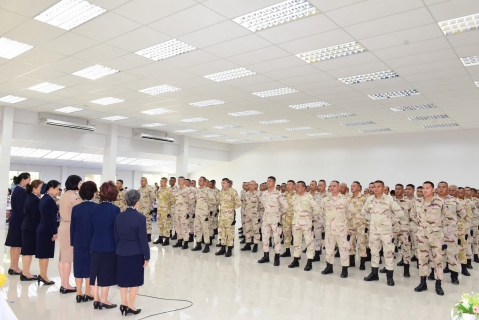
[136,293,193,319]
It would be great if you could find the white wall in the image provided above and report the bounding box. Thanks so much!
[190,129,479,189]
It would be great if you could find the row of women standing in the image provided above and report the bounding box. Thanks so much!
[4,173,150,315]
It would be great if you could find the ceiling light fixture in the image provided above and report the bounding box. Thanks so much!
[475,81,479,87]
[264,136,288,140]
[340,121,375,127]
[181,117,209,123]
[141,123,166,127]
[285,126,313,131]
[318,113,355,119]
[204,67,256,82]
[390,104,436,112]
[307,132,333,136]
[213,125,240,129]
[368,89,420,100]
[259,119,290,124]
[28,82,65,93]
[227,139,248,142]
[241,131,265,135]
[174,129,198,133]
[289,101,329,109]
[189,99,225,107]
[135,39,196,61]
[338,70,399,85]
[228,110,262,117]
[54,106,83,113]
[34,0,107,31]
[460,55,479,66]
[253,87,299,98]
[408,114,449,121]
[57,152,80,160]
[359,128,391,133]
[72,64,119,79]
[42,150,66,159]
[10,147,35,157]
[0,37,34,59]
[203,134,225,138]
[102,115,128,121]
[296,41,366,63]
[438,13,479,36]
[141,108,173,115]
[90,97,125,105]
[0,95,28,103]
[139,85,180,96]
[422,123,459,129]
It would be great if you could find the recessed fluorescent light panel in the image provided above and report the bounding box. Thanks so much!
[175,129,197,133]
[253,87,299,98]
[203,134,225,138]
[102,115,128,121]
[408,114,449,121]
[10,147,35,157]
[204,67,256,82]
[213,125,240,129]
[475,81,479,88]
[58,152,80,160]
[338,70,398,85]
[460,56,479,66]
[228,110,262,117]
[28,82,65,93]
[307,133,333,136]
[227,139,248,142]
[34,0,107,30]
[135,39,196,61]
[141,108,173,115]
[318,113,355,119]
[55,106,83,113]
[264,136,288,140]
[233,0,319,32]
[141,123,166,127]
[90,97,125,105]
[181,117,209,123]
[0,38,34,59]
[296,41,366,63]
[286,127,313,131]
[241,131,265,135]
[289,101,329,109]
[438,13,479,36]
[368,89,420,100]
[189,99,225,107]
[340,121,375,127]
[422,123,459,129]
[43,150,66,159]
[259,119,290,125]
[390,104,436,112]
[0,95,27,103]
[139,85,180,96]
[72,64,119,80]
[359,128,391,133]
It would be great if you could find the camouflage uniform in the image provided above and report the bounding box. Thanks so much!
[208,188,220,237]
[349,193,367,257]
[283,191,296,249]
[241,189,246,232]
[321,194,351,266]
[169,185,179,233]
[392,197,412,265]
[410,196,449,280]
[313,192,328,251]
[472,197,479,255]
[175,186,192,242]
[292,193,319,259]
[260,190,288,254]
[458,199,474,263]
[362,195,404,270]
[194,187,214,244]
[114,188,127,212]
[218,188,241,246]
[243,190,263,244]
[408,197,419,259]
[464,199,478,260]
[157,187,176,237]
[442,195,466,273]
[188,187,197,235]
[138,185,156,234]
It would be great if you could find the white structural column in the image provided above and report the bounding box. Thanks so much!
[61,166,68,185]
[0,106,14,229]
[101,124,118,182]
[175,135,189,178]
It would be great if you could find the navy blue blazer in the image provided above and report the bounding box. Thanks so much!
[37,195,58,235]
[21,193,41,231]
[90,202,120,253]
[10,186,27,228]
[70,201,96,248]
[114,208,150,260]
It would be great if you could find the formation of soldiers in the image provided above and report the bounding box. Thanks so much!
[113,176,479,297]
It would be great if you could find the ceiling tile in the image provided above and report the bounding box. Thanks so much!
[106,27,171,53]
[72,44,130,63]
[179,20,251,48]
[114,0,197,25]
[72,12,142,42]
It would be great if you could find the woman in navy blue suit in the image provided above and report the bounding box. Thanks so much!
[90,181,120,310]
[20,180,44,281]
[5,172,30,275]
[36,180,61,286]
[71,181,97,303]
[115,190,150,316]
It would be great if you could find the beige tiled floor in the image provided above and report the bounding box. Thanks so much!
[1,227,478,320]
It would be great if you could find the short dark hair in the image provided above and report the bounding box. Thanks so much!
[331,180,339,185]
[211,179,216,184]
[161,177,167,181]
[65,175,82,191]
[472,188,477,193]
[395,184,404,188]
[318,180,326,184]
[438,181,448,187]
[374,180,384,187]
[222,178,229,182]
[423,181,434,188]
[287,180,295,184]
[13,172,30,185]
[417,186,424,190]
[369,182,375,185]
[352,181,361,187]
[79,181,98,200]
[46,180,61,191]
[99,181,119,202]
[268,176,276,182]
[117,179,123,184]
[406,184,415,189]
[185,179,191,182]
[297,181,306,188]
[170,176,176,180]
[276,184,280,187]
[178,176,185,179]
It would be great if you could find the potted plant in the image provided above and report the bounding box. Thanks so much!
[0,273,6,288]
[452,293,479,320]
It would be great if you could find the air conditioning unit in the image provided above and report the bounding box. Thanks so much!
[39,118,95,132]
[133,132,174,143]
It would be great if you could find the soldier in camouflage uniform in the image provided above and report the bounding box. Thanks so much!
[208,180,220,240]
[280,180,296,258]
[438,181,465,284]
[320,181,352,278]
[169,177,178,239]
[172,177,192,249]
[405,184,419,262]
[239,182,249,244]
[457,187,474,275]
[241,181,263,253]
[363,180,404,286]
[288,181,319,271]
[313,180,328,258]
[114,180,127,212]
[185,179,197,243]
[138,177,156,242]
[465,187,479,264]
[470,188,479,263]
[215,178,241,257]
[348,181,367,270]
[192,177,215,253]
[257,176,288,266]
[410,181,449,296]
[153,177,176,246]
[459,187,478,269]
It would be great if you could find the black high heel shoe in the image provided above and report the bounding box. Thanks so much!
[20,273,37,281]
[60,286,76,294]
[76,295,84,303]
[37,275,55,286]
[8,269,21,275]
[120,305,127,315]
[99,302,117,310]
[83,294,94,302]
[125,307,141,316]
[93,301,100,309]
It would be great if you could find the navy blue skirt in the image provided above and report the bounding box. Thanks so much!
[5,226,22,248]
[21,230,36,256]
[73,247,91,278]
[35,232,55,259]
[90,251,116,287]
[117,254,145,288]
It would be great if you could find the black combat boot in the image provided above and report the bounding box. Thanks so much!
[302,248,307,253]
[411,255,417,262]
[191,242,202,251]
[171,232,177,240]
[215,246,226,256]
[182,241,188,250]
[252,244,258,253]
[214,228,218,235]
[386,270,395,286]
[349,255,355,267]
[304,259,313,271]
[239,234,245,239]
[216,242,222,247]
[359,257,366,270]
[241,243,252,251]
[189,233,194,242]
[462,264,470,276]
[364,267,379,281]
[225,246,233,257]
[288,257,300,268]
[366,248,372,261]
[404,264,410,278]
[335,250,340,258]
[379,267,387,274]
[443,263,450,273]
[269,238,273,247]
[274,253,280,266]
[172,239,183,248]
[258,252,270,263]
[474,254,479,263]
[414,276,427,292]
[435,280,444,296]
[153,236,163,245]
[467,258,473,269]
[340,266,348,278]
[147,234,151,243]
[428,268,435,280]
[321,262,333,275]
[451,271,459,285]
[202,244,210,253]
[280,248,291,257]
[162,237,170,246]
[397,258,404,266]
[312,250,321,262]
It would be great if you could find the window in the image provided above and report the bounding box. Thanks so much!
[142,173,164,188]
[85,174,102,186]
[8,171,40,188]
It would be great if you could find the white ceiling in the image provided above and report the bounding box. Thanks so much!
[1,0,479,144]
